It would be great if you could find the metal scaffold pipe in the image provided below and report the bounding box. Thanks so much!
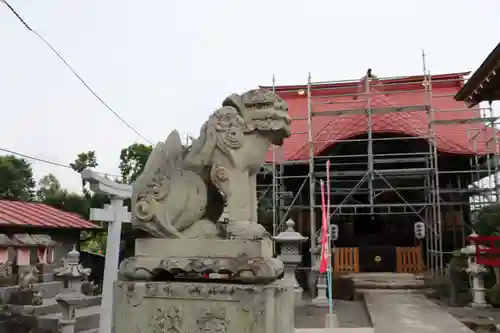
[307,72,317,269]
[365,69,375,215]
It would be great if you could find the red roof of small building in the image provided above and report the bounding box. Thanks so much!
[263,72,496,162]
[0,200,100,229]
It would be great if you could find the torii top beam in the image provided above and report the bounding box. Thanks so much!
[80,169,132,199]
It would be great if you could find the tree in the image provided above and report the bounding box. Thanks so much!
[474,203,500,285]
[70,151,98,194]
[36,173,63,201]
[475,203,500,236]
[0,155,35,201]
[70,151,98,173]
[119,143,152,184]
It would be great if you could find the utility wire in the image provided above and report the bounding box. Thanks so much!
[1,0,153,145]
[0,147,120,179]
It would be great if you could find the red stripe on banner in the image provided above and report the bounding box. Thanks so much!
[320,181,329,273]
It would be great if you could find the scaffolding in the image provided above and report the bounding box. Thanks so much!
[265,58,500,277]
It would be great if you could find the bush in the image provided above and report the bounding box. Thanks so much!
[425,275,451,300]
[487,284,500,307]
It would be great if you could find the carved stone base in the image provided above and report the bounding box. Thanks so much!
[119,238,283,283]
[113,280,294,333]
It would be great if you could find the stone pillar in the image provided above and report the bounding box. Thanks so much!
[55,296,77,333]
[273,219,308,305]
[312,244,328,306]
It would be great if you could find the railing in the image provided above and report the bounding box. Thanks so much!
[334,247,359,273]
[396,246,425,273]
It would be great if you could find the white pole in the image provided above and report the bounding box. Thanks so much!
[98,198,124,333]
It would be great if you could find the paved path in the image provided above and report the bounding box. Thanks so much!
[295,300,372,328]
[365,292,474,333]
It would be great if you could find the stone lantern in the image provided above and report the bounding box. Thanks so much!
[273,219,308,304]
[460,231,490,308]
[54,246,92,294]
[53,247,92,333]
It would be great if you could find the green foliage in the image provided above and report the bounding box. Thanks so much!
[426,275,451,299]
[70,151,98,194]
[70,151,98,173]
[475,203,500,236]
[0,155,35,201]
[118,143,152,184]
[36,173,63,201]
[487,284,500,307]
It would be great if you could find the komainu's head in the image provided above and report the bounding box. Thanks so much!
[222,89,291,145]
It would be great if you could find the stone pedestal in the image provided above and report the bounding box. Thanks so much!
[312,274,329,306]
[312,245,329,306]
[37,263,56,282]
[114,238,292,333]
[119,238,283,283]
[55,293,82,333]
[113,280,293,333]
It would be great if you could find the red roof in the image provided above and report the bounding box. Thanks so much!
[0,200,100,229]
[264,72,497,161]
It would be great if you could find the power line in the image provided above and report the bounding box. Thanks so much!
[0,147,120,179]
[1,0,153,145]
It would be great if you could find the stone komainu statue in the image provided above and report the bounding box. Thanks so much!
[131,88,291,239]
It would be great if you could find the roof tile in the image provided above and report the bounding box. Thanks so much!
[265,72,495,161]
[0,201,100,229]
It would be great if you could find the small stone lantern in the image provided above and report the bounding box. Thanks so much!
[460,231,490,308]
[53,246,92,294]
[273,219,308,305]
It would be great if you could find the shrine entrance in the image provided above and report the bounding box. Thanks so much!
[333,214,423,273]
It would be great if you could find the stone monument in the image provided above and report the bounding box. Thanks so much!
[113,89,293,333]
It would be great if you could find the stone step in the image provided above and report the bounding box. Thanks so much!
[296,329,375,333]
[353,280,425,290]
[356,289,431,294]
[36,304,100,333]
[0,281,63,301]
[79,329,99,333]
[9,295,102,317]
[347,273,418,281]
[346,272,425,290]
